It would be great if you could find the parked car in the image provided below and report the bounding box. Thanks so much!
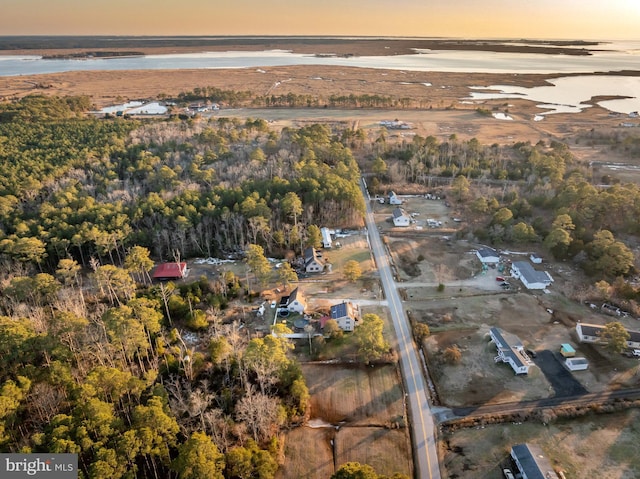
[503,469,515,479]
[496,276,505,282]
[526,349,537,358]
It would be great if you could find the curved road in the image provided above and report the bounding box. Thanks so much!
[361,178,441,479]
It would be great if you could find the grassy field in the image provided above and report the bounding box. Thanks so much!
[335,427,413,477]
[276,427,335,479]
[277,363,411,478]
[302,364,405,426]
[442,409,640,479]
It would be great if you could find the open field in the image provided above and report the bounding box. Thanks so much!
[277,364,412,478]
[441,409,640,479]
[0,63,630,146]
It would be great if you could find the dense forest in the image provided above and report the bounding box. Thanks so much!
[0,95,368,478]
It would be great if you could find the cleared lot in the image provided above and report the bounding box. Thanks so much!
[277,363,412,478]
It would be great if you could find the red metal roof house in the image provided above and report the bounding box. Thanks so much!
[152,262,188,280]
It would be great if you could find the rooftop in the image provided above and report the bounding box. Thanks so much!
[511,443,558,479]
[152,262,187,279]
[477,247,498,258]
[512,260,553,284]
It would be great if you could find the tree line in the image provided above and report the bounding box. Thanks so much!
[0,97,365,274]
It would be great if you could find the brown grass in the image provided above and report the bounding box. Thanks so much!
[0,63,623,145]
[334,427,413,477]
[442,409,640,479]
[276,427,335,479]
[278,364,411,478]
[302,364,405,426]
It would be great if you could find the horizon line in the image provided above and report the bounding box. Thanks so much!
[0,34,622,43]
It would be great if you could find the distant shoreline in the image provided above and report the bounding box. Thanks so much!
[0,36,601,58]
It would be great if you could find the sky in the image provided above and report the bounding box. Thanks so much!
[1,0,640,40]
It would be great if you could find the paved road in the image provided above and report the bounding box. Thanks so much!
[360,178,441,479]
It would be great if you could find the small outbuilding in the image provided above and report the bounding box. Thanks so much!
[560,343,576,358]
[152,262,188,281]
[565,357,588,371]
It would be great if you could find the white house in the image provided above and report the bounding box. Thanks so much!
[565,357,589,371]
[510,261,553,290]
[576,323,640,349]
[475,247,500,265]
[303,247,326,273]
[489,327,533,375]
[279,287,306,314]
[321,227,333,249]
[392,208,411,227]
[330,301,360,332]
[510,444,559,479]
[389,191,403,205]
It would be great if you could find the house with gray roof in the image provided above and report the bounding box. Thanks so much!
[510,443,559,479]
[489,327,533,375]
[392,208,411,227]
[511,260,553,290]
[278,287,307,314]
[576,322,640,349]
[303,247,326,273]
[476,247,500,264]
[389,191,403,205]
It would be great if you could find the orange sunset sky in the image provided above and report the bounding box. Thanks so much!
[1,0,639,40]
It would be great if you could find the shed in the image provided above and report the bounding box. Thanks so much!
[560,344,575,357]
[565,357,588,371]
[152,262,188,280]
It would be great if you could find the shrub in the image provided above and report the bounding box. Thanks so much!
[443,345,462,364]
